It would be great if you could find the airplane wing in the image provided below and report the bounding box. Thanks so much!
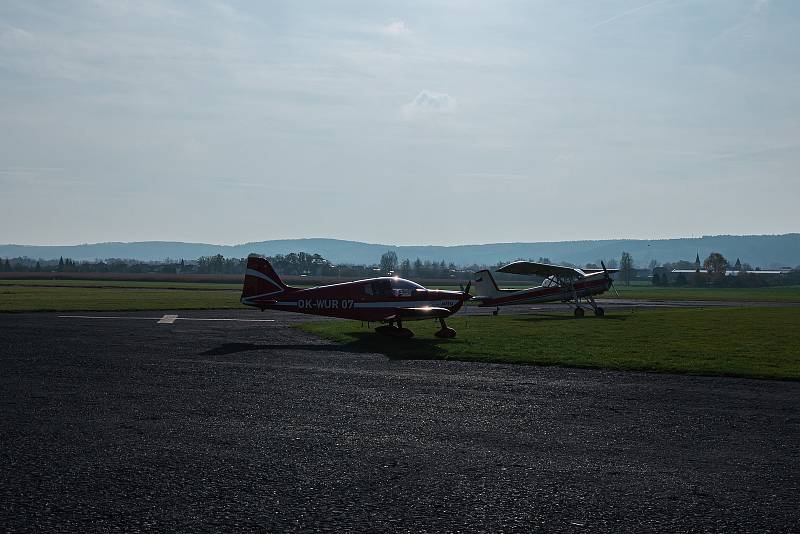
[390,307,452,320]
[497,261,583,278]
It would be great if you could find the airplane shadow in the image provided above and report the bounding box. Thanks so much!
[333,331,452,361]
[201,342,347,356]
[201,338,449,361]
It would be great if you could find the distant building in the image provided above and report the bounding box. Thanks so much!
[656,267,791,284]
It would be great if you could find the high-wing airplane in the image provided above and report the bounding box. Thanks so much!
[471,261,617,317]
[241,255,471,338]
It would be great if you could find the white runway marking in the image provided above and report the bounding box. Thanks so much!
[59,315,276,323]
[59,315,162,320]
[172,318,276,322]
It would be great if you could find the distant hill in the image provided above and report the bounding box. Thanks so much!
[1,234,798,268]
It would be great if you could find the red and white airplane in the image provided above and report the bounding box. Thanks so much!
[241,255,471,338]
[471,261,617,317]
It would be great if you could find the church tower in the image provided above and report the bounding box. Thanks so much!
[695,252,701,272]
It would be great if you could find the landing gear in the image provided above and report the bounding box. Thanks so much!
[586,296,605,317]
[375,319,414,338]
[435,317,457,339]
[492,307,499,316]
[569,292,604,318]
[375,318,457,339]
[569,281,585,318]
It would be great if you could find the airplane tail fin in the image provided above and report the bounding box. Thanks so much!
[472,269,502,298]
[241,254,292,304]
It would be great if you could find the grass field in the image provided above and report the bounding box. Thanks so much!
[0,285,245,312]
[299,308,800,380]
[3,278,799,302]
[3,281,798,379]
[597,284,800,302]
[439,282,800,302]
[1,278,800,312]
[0,279,241,289]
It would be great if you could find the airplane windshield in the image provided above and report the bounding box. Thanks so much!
[390,278,424,290]
[364,278,423,297]
[542,276,558,288]
[390,277,423,297]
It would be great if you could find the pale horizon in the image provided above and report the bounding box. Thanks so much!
[4,231,799,249]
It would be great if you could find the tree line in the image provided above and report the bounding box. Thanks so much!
[0,252,470,279]
[1,250,796,287]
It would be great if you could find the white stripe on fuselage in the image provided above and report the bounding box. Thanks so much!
[262,300,457,308]
[487,280,608,305]
[354,300,458,308]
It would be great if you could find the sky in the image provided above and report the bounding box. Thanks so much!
[1,0,798,246]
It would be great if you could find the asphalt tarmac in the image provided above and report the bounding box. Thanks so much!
[1,310,799,532]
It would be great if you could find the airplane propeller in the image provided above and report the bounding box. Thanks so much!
[601,261,621,298]
[461,280,473,328]
[458,280,472,300]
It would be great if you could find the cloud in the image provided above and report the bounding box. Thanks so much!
[88,0,185,19]
[590,0,672,30]
[705,142,800,162]
[402,91,456,118]
[0,22,34,47]
[708,0,772,47]
[379,20,411,36]
[0,167,87,189]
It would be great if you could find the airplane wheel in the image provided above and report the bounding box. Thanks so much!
[595,307,605,317]
[492,310,499,316]
[435,327,457,339]
[574,307,585,318]
[375,325,395,336]
[396,328,415,338]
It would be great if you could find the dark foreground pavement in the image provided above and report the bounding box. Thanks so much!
[1,311,799,532]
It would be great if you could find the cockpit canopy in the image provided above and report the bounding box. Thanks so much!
[541,275,559,288]
[541,270,586,288]
[363,277,425,297]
